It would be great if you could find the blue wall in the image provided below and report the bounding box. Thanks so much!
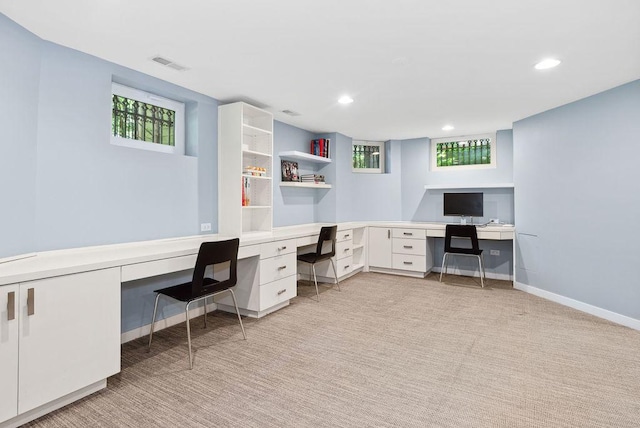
[0,17,218,258]
[0,14,40,258]
[513,80,640,320]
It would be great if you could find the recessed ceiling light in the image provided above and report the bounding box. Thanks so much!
[534,58,561,70]
[442,125,455,131]
[338,95,354,104]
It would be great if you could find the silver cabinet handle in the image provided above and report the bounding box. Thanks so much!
[277,289,287,295]
[344,234,350,238]
[27,288,35,316]
[403,261,413,265]
[344,265,350,269]
[278,246,287,251]
[403,232,413,236]
[7,291,15,321]
[387,230,390,239]
[278,265,287,270]
[403,245,413,249]
[344,248,350,252]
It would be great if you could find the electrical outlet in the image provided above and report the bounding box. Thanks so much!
[200,223,212,232]
[490,250,500,256]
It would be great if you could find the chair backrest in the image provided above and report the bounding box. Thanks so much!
[191,238,239,294]
[315,225,337,258]
[444,225,480,252]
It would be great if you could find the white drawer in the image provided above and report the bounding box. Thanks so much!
[259,276,297,309]
[260,253,296,285]
[337,229,353,243]
[337,255,354,277]
[426,228,445,238]
[260,238,297,259]
[392,238,426,256]
[336,239,353,259]
[392,254,427,272]
[121,254,197,282]
[392,228,426,239]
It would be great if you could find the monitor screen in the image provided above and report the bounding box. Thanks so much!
[443,192,483,217]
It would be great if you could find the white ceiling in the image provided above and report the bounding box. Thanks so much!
[1,0,639,140]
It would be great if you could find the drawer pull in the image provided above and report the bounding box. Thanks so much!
[278,246,287,251]
[403,261,413,265]
[344,265,350,269]
[277,289,287,295]
[278,265,287,270]
[27,288,35,316]
[403,232,413,236]
[7,291,15,321]
[403,245,413,249]
[344,234,350,238]
[344,248,350,252]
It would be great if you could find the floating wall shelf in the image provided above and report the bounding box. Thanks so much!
[279,151,331,164]
[280,182,332,189]
[423,183,514,190]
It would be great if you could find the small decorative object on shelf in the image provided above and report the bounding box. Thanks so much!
[241,176,251,206]
[300,174,325,184]
[281,160,299,182]
[310,138,331,158]
[244,166,267,177]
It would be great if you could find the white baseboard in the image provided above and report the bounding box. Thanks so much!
[432,266,512,282]
[514,281,640,331]
[120,302,216,344]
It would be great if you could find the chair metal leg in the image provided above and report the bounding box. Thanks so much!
[148,293,161,351]
[185,301,194,369]
[329,258,340,291]
[478,255,486,288]
[439,253,448,282]
[203,296,208,329]
[227,288,247,339]
[311,264,320,302]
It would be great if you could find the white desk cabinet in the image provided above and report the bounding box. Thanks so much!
[0,284,19,423]
[368,227,393,269]
[1,268,121,426]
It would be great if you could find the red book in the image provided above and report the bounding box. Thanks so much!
[320,139,324,157]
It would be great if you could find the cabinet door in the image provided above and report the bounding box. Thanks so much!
[0,284,19,423]
[18,268,121,414]
[368,227,392,268]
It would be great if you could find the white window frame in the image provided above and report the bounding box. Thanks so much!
[352,140,385,174]
[111,82,185,155]
[430,133,496,171]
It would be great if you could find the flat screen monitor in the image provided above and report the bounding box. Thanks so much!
[443,192,483,217]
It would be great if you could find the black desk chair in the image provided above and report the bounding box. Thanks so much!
[439,224,486,287]
[148,238,246,369]
[297,225,340,301]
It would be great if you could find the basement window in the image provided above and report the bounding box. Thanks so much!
[431,133,496,170]
[352,141,385,173]
[111,83,185,155]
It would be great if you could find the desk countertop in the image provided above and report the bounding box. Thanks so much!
[0,221,513,286]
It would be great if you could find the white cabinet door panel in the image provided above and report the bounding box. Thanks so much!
[0,284,19,423]
[18,268,121,414]
[368,227,392,268]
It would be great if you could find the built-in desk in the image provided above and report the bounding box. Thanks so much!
[0,221,512,428]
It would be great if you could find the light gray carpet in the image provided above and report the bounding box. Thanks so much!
[25,273,640,427]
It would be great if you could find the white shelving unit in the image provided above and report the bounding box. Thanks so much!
[279,150,332,164]
[219,102,273,236]
[424,183,514,190]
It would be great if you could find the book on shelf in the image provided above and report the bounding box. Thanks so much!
[300,174,325,183]
[310,138,331,158]
[281,160,299,182]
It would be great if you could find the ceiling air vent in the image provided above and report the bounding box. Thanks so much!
[281,109,301,117]
[151,56,188,71]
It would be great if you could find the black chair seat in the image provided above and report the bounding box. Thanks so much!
[154,278,228,302]
[448,247,483,256]
[297,252,332,264]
